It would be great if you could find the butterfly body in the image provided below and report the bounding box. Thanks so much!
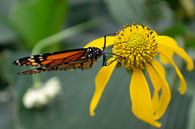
[13,47,104,75]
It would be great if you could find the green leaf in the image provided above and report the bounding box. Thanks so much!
[9,0,67,49]
[104,0,173,30]
[105,0,145,24]
[0,5,16,44]
[162,23,186,37]
[187,94,195,129]
[185,35,195,49]
[0,23,16,44]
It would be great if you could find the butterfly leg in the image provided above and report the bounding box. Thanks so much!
[102,33,116,66]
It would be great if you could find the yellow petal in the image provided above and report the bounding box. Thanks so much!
[158,36,178,64]
[159,50,187,94]
[148,60,171,119]
[130,69,161,128]
[158,36,194,71]
[146,64,161,114]
[89,60,117,116]
[151,91,159,116]
[152,59,166,77]
[84,36,116,49]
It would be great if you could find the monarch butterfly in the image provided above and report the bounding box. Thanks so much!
[13,35,113,75]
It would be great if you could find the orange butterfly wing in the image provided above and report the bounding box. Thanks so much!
[18,58,97,75]
[13,49,87,67]
[13,47,104,75]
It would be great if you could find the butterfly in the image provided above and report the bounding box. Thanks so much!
[13,35,111,75]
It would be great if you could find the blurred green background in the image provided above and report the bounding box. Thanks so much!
[0,0,195,129]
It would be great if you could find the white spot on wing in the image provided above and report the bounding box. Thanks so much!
[16,60,21,65]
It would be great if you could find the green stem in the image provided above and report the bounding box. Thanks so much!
[32,16,105,54]
[32,75,42,88]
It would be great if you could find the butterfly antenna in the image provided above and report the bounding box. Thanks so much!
[103,35,106,51]
[102,33,116,66]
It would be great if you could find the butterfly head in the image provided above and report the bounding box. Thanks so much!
[86,47,103,60]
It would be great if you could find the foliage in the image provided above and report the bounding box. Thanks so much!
[10,0,67,49]
[0,0,195,129]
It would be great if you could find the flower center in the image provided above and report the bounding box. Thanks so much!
[112,24,158,70]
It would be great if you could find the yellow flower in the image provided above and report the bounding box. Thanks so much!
[85,24,194,128]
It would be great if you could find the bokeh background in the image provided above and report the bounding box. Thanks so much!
[0,0,195,129]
